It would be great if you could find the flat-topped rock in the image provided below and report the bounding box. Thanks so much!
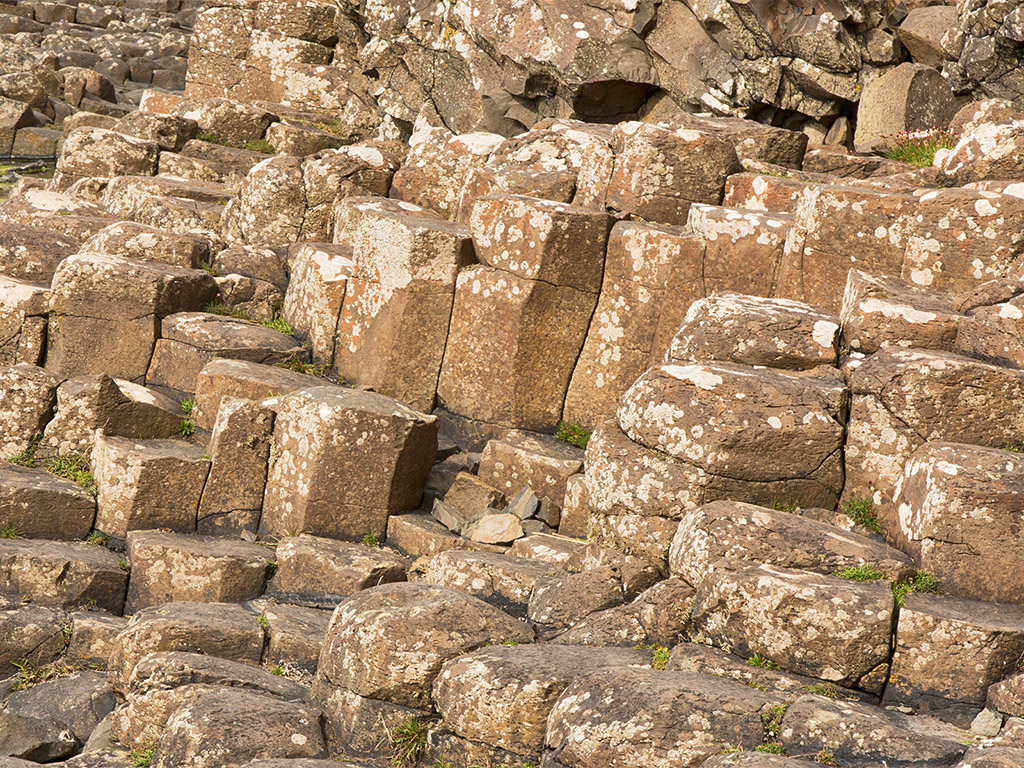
[669,500,914,586]
[315,582,533,710]
[435,644,649,758]
[0,363,60,460]
[47,253,218,382]
[192,358,323,430]
[108,601,265,693]
[43,375,184,457]
[689,560,894,693]
[0,604,69,667]
[667,294,839,370]
[0,463,96,540]
[421,550,562,617]
[125,530,274,612]
[0,539,126,614]
[147,311,306,393]
[0,222,78,283]
[266,535,409,608]
[261,385,436,542]
[92,435,210,541]
[82,221,214,270]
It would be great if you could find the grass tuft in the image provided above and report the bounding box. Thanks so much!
[0,525,20,539]
[178,419,196,437]
[129,746,155,768]
[7,434,41,468]
[883,127,957,168]
[834,563,884,582]
[261,316,293,335]
[46,454,97,496]
[387,716,431,766]
[244,138,275,154]
[893,570,939,608]
[746,653,780,670]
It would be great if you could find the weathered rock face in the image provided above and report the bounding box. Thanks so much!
[669,500,914,586]
[845,350,1024,542]
[546,667,781,768]
[884,593,1024,725]
[618,361,848,509]
[314,582,533,709]
[260,385,437,541]
[895,442,1024,602]
[689,560,894,693]
[854,63,959,147]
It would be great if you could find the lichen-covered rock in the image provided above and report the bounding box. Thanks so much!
[125,530,273,612]
[53,128,159,189]
[845,350,1024,540]
[192,358,320,431]
[669,500,914,587]
[434,645,649,758]
[0,604,70,667]
[247,599,331,672]
[0,223,78,283]
[605,123,740,225]
[884,593,1024,725]
[840,269,963,354]
[261,386,436,541]
[197,397,274,536]
[688,560,894,693]
[42,375,183,457]
[314,582,533,709]
[437,265,597,433]
[527,566,625,636]
[0,363,59,460]
[0,463,96,540]
[903,188,1024,295]
[470,194,612,293]
[92,435,210,541]
[667,294,839,370]
[266,535,408,608]
[280,243,353,368]
[618,362,847,510]
[563,221,702,429]
[894,442,1024,602]
[552,578,694,648]
[108,602,264,693]
[546,667,781,768]
[152,688,326,768]
[47,254,218,382]
[956,291,1024,369]
[478,430,583,516]
[146,312,306,394]
[777,184,918,312]
[0,539,126,614]
[781,694,968,767]
[941,119,1024,186]
[421,550,562,617]
[334,201,473,412]
[82,222,213,270]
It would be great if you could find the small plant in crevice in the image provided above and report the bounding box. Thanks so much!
[883,127,957,168]
[129,745,155,768]
[755,742,787,755]
[761,703,788,742]
[769,498,798,512]
[635,644,669,670]
[85,531,109,546]
[257,614,269,629]
[203,300,255,322]
[7,434,40,468]
[746,653,780,670]
[273,355,327,377]
[834,563,884,582]
[180,398,194,415]
[892,570,939,608]
[361,532,380,548]
[265,559,278,575]
[46,453,97,496]
[244,138,275,154]
[269,663,285,676]
[385,716,433,766]
[9,658,83,691]
[178,419,196,437]
[117,558,130,572]
[261,315,294,335]
[719,742,744,754]
[0,525,20,539]
[815,748,839,766]
[840,495,881,535]
[555,420,591,450]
